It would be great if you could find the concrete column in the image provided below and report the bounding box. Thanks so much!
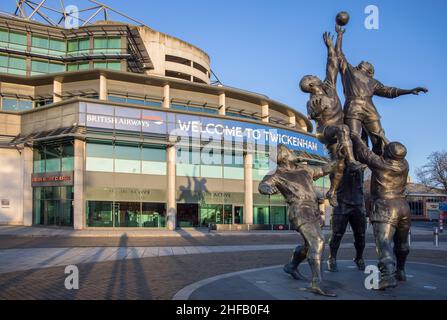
[73,139,85,230]
[289,115,296,127]
[166,145,177,230]
[261,103,269,123]
[22,146,33,226]
[218,92,226,116]
[53,79,62,103]
[163,84,170,109]
[244,152,253,224]
[99,74,107,100]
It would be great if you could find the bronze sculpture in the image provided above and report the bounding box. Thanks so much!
[327,167,367,272]
[300,32,363,207]
[352,135,411,290]
[259,144,337,297]
[335,24,428,156]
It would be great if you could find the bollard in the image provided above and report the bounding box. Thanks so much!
[434,227,439,247]
[408,229,412,248]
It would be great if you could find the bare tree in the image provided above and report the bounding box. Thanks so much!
[415,151,447,192]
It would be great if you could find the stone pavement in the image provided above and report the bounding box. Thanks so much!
[0,248,446,300]
[0,242,445,275]
[0,224,439,238]
[174,260,447,300]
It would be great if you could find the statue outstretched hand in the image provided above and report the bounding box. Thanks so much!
[323,32,334,48]
[259,184,278,195]
[335,24,345,35]
[411,87,428,95]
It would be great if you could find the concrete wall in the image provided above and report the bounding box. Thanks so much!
[138,26,211,84]
[0,148,23,225]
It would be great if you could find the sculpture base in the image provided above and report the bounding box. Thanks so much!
[173,260,447,300]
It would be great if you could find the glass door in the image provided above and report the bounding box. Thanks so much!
[234,206,244,224]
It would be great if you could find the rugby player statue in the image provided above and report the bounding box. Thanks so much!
[258,144,337,297]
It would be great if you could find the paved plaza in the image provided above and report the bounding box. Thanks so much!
[0,226,445,300]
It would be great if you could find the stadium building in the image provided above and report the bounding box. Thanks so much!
[0,2,329,230]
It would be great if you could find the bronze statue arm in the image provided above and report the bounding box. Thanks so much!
[323,32,338,87]
[374,81,428,98]
[259,174,279,195]
[335,25,350,73]
[351,135,384,169]
[312,160,337,180]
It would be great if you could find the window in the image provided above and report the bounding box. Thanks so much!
[0,54,26,75]
[31,59,64,75]
[115,143,141,174]
[67,62,89,71]
[166,55,191,66]
[67,38,89,56]
[165,70,191,81]
[93,61,121,71]
[1,98,32,111]
[86,142,167,175]
[86,141,114,172]
[93,37,122,54]
[31,35,65,56]
[33,142,74,173]
[193,62,208,75]
[0,30,27,51]
[193,77,207,84]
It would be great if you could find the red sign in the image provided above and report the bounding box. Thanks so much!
[31,175,71,183]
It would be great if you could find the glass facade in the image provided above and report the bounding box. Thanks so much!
[31,59,65,75]
[0,54,26,75]
[199,204,232,227]
[1,97,32,111]
[86,201,166,228]
[33,142,74,173]
[31,35,65,56]
[33,186,73,227]
[108,95,162,107]
[0,29,26,52]
[176,147,244,180]
[93,37,122,54]
[93,61,121,71]
[86,141,167,175]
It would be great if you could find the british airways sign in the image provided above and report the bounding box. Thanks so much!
[80,102,325,156]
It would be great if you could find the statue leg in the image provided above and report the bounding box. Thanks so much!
[372,222,398,290]
[300,221,336,297]
[283,243,309,281]
[394,209,411,282]
[325,142,344,207]
[328,210,349,272]
[364,120,389,156]
[349,209,367,271]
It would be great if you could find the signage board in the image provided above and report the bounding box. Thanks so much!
[80,103,326,156]
[31,171,74,187]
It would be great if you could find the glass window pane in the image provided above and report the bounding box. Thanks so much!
[254,206,269,225]
[201,165,222,178]
[108,37,121,49]
[86,157,113,172]
[87,201,113,227]
[32,60,49,73]
[79,38,89,51]
[107,61,121,70]
[49,39,65,52]
[67,63,77,71]
[10,32,26,45]
[115,159,140,174]
[0,29,8,42]
[78,62,89,70]
[0,54,7,68]
[141,203,166,228]
[93,61,107,69]
[87,142,114,158]
[141,146,166,161]
[115,144,140,160]
[18,100,33,111]
[67,40,78,52]
[9,56,26,70]
[32,35,49,48]
[2,98,18,111]
[141,161,166,175]
[94,37,107,51]
[45,146,61,172]
[49,63,64,73]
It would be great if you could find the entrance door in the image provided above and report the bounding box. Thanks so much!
[177,204,199,227]
[234,206,243,224]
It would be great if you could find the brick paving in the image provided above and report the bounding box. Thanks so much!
[0,247,446,300]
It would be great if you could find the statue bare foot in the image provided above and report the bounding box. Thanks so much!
[283,263,307,281]
[307,284,337,297]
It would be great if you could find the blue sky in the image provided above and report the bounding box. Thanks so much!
[1,0,445,178]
